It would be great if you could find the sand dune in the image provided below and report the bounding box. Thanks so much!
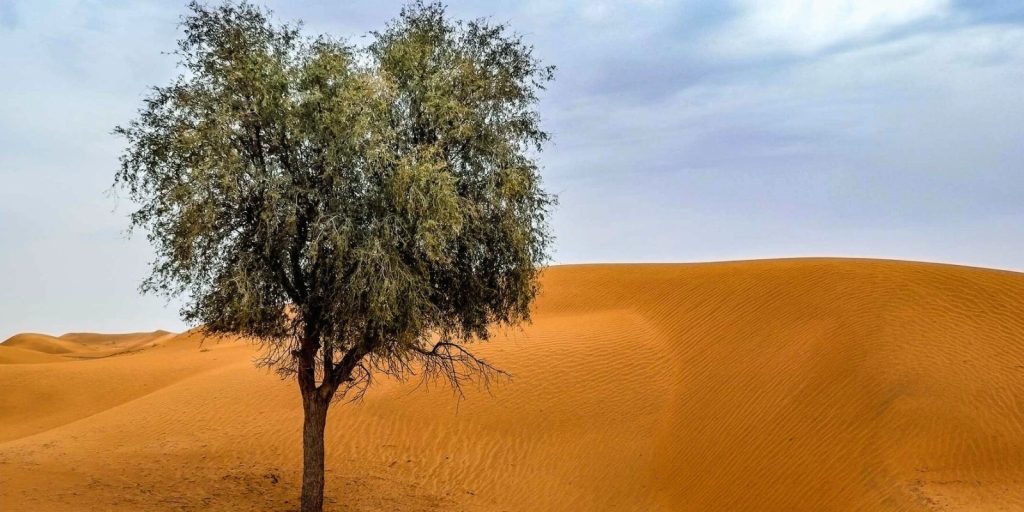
[59,330,173,347]
[2,258,1024,511]
[1,330,175,361]
[0,345,65,364]
[2,332,98,355]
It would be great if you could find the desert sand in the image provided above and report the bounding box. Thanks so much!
[2,258,1024,511]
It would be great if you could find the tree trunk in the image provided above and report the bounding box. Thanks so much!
[300,392,329,512]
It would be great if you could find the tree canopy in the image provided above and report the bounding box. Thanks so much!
[115,0,554,400]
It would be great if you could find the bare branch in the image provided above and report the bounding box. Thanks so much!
[411,341,510,398]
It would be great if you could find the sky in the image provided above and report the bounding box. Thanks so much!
[1,0,1023,338]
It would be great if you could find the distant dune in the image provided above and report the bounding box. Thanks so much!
[2,332,98,354]
[2,258,1023,511]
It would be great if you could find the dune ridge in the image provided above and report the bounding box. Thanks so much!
[2,258,1023,511]
[2,333,98,355]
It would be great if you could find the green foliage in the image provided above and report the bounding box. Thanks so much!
[115,1,555,398]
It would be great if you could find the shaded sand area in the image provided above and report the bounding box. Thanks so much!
[2,258,1024,511]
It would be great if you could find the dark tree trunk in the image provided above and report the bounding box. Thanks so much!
[300,391,329,512]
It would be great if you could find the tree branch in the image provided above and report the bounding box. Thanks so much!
[412,341,508,398]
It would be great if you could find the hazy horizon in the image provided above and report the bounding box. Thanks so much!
[2,0,1023,338]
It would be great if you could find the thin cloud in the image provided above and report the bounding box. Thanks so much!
[711,0,951,56]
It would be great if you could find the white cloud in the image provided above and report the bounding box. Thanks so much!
[713,0,951,56]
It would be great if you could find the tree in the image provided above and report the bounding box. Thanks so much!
[114,2,554,511]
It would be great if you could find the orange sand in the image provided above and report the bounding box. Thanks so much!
[2,258,1024,511]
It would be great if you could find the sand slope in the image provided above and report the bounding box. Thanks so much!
[0,345,65,364]
[2,258,1024,511]
[2,333,98,355]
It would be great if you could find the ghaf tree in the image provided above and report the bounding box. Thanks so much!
[114,2,554,511]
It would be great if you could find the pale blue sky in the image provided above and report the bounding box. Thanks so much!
[1,0,1023,338]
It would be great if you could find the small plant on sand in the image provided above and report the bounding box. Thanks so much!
[114,2,554,511]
